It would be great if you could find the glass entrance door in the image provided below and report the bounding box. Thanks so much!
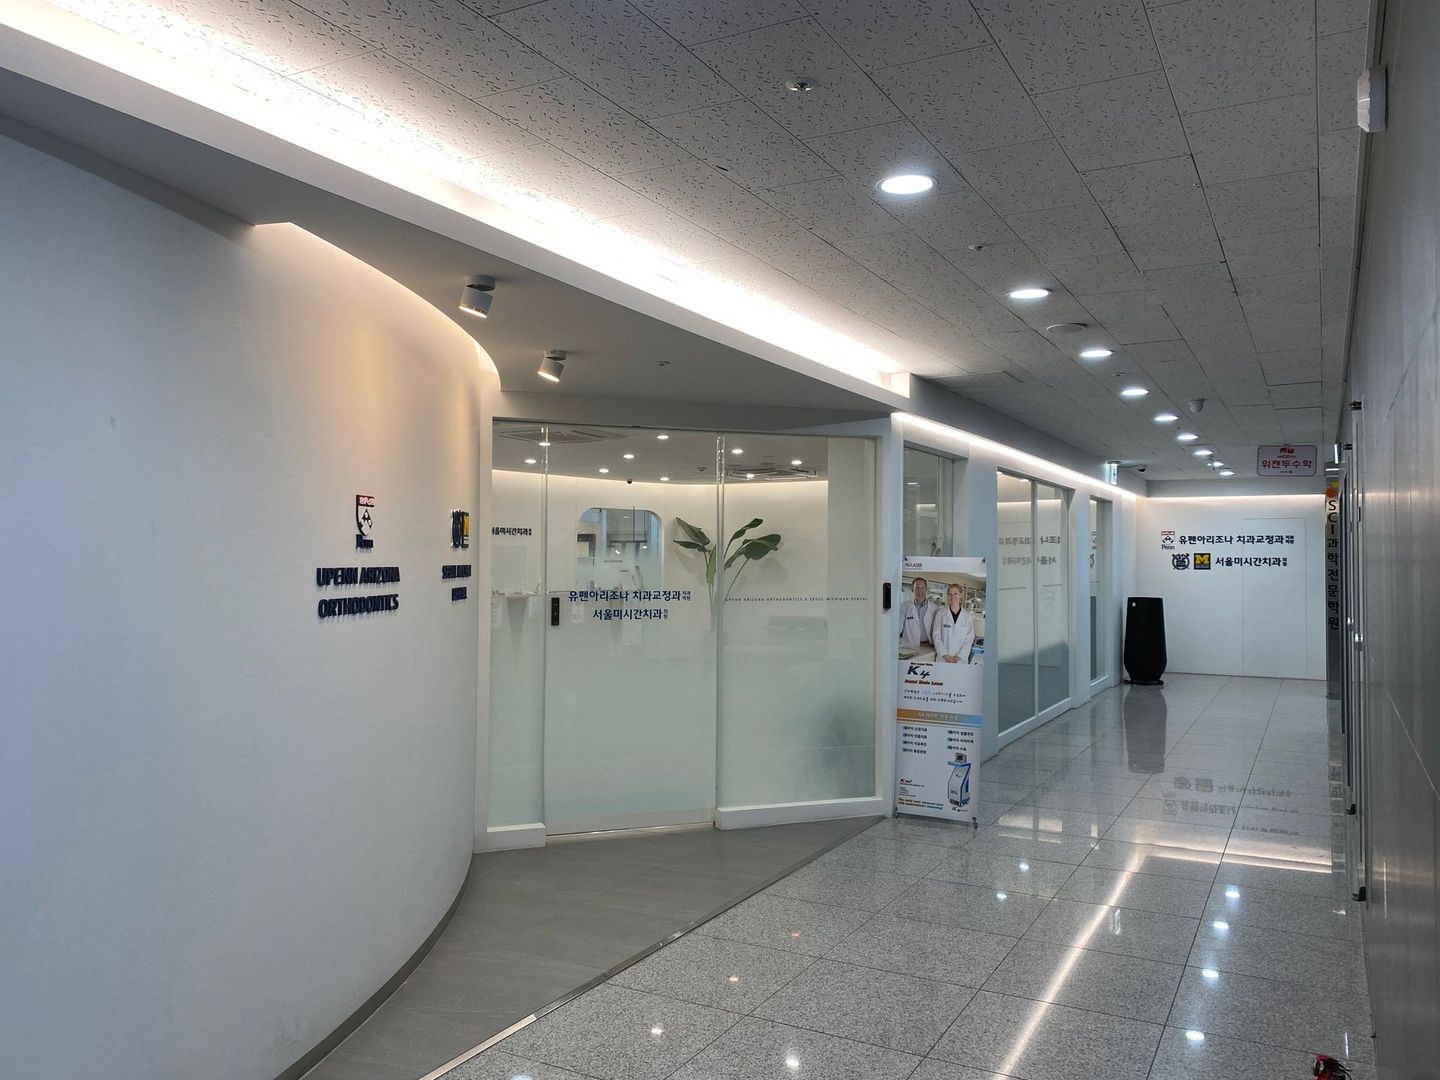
[540,429,720,833]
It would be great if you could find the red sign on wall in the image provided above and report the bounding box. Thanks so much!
[1257,444,1317,476]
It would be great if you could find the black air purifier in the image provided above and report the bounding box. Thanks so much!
[1123,596,1167,685]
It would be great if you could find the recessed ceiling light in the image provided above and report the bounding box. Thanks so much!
[1008,287,1051,301]
[538,440,551,447]
[1219,469,1235,477]
[523,458,537,465]
[1079,347,1113,359]
[996,892,1007,900]
[1176,432,1198,442]
[1154,413,1179,423]
[1193,448,1214,457]
[598,467,609,474]
[878,173,935,195]
[1211,460,1225,468]
[791,458,803,466]
[745,473,756,479]
[731,447,743,455]
[623,452,635,459]
[660,476,670,482]
[1119,386,1149,398]
[656,433,670,440]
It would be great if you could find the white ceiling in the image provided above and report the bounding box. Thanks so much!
[40,0,1369,479]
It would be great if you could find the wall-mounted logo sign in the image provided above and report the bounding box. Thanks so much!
[355,494,375,550]
[1193,552,1212,570]
[451,510,470,550]
[1172,553,1191,570]
[1160,530,1176,550]
[1257,444,1318,476]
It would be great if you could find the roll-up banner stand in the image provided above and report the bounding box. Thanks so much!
[896,557,987,825]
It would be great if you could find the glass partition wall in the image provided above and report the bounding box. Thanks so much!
[997,470,1072,737]
[902,446,954,557]
[487,422,878,835]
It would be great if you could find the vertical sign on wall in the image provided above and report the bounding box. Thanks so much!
[1325,481,1342,698]
[896,557,986,824]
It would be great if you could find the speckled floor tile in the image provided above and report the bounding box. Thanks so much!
[930,990,1162,1079]
[980,937,1183,1023]
[496,984,738,1080]
[1054,865,1212,918]
[668,1016,921,1080]
[815,835,951,876]
[906,1061,1017,1080]
[1023,897,1200,964]
[1083,840,1222,882]
[1189,920,1367,986]
[1204,881,1361,940]
[966,828,1100,865]
[1023,788,1137,815]
[1169,966,1373,1061]
[1214,856,1347,898]
[823,914,1017,987]
[1104,817,1233,853]
[1120,795,1241,828]
[445,1048,591,1079]
[887,878,1050,937]
[607,933,814,1013]
[927,848,1079,898]
[764,862,919,912]
[695,893,870,956]
[992,803,1117,839]
[863,815,979,849]
[1146,1026,1366,1080]
[752,959,976,1054]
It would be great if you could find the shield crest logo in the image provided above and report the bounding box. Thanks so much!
[1160,530,1176,550]
[1172,553,1190,570]
[355,494,375,550]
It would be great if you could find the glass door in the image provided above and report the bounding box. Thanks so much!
[1340,410,1369,902]
[541,428,720,833]
[1089,497,1110,684]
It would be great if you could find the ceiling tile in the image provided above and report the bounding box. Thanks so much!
[1048,253,1146,295]
[759,176,902,240]
[619,160,787,233]
[955,139,1093,214]
[1084,155,1220,269]
[805,0,992,71]
[1228,404,1277,431]
[1150,0,1315,113]
[1221,227,1320,279]
[1320,194,1357,246]
[1140,261,1235,301]
[806,120,966,191]
[1003,201,1126,261]
[1317,0,1369,35]
[1268,381,1323,407]
[626,0,805,45]
[147,0,376,76]
[943,240,1053,296]
[1317,28,1368,130]
[493,0,734,118]
[885,188,1018,250]
[484,76,690,176]
[1181,93,1316,185]
[648,99,835,187]
[301,0,563,98]
[1235,269,1320,306]
[872,45,1049,156]
[1247,312,1321,353]
[690,17,903,138]
[464,139,660,218]
[1318,128,1361,198]
[1207,170,1318,240]
[1074,289,1178,343]
[1121,224,1226,271]
[1034,70,1188,172]
[598,208,734,263]
[1256,349,1323,384]
[971,0,1160,95]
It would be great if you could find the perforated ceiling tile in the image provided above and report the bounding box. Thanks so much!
[883,188,1017,251]
[806,120,966,191]
[1317,0,1370,35]
[1150,0,1315,113]
[648,99,836,188]
[690,17,902,138]
[492,0,735,118]
[1319,128,1361,198]
[805,0,991,70]
[1003,201,1127,262]
[599,208,736,264]
[1047,253,1146,296]
[759,176,902,241]
[463,139,661,219]
[627,0,806,46]
[1083,156,1220,269]
[1181,93,1316,186]
[1222,227,1321,279]
[872,45,1049,156]
[1033,70,1188,172]
[619,160,788,234]
[971,0,1160,95]
[954,138,1093,214]
[1317,27,1369,131]
[1070,290,1178,344]
[724,218,860,283]
[1235,269,1321,306]
[1206,169,1318,240]
[147,0,376,75]
[1140,261,1235,301]
[482,76,691,177]
[298,0,562,99]
[941,239,1054,296]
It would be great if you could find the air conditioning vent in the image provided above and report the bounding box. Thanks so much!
[725,464,818,482]
[497,426,623,446]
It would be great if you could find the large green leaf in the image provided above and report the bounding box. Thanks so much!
[725,534,781,567]
[728,517,763,542]
[673,540,706,551]
[673,517,711,548]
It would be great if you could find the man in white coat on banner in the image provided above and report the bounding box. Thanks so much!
[931,582,976,664]
[899,576,935,650]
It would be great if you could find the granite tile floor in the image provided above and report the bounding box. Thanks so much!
[453,676,1374,1080]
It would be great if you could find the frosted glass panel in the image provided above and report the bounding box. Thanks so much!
[718,435,877,807]
[1036,482,1069,712]
[997,472,1035,733]
[1090,497,1106,681]
[903,447,953,557]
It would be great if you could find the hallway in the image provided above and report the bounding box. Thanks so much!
[449,675,1369,1080]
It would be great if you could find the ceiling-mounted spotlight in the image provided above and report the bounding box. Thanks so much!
[878,173,935,195]
[459,274,495,318]
[1008,287,1051,301]
[537,349,565,383]
[1187,398,1206,413]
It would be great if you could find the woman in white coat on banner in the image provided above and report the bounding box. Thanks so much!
[930,582,976,664]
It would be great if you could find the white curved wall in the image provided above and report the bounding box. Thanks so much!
[0,132,487,1079]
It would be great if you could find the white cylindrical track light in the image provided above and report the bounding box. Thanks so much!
[538,349,565,383]
[459,274,495,318]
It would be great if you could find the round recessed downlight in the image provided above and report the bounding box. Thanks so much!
[524,458,537,465]
[1154,412,1179,424]
[598,467,610,474]
[1120,386,1149,398]
[660,476,670,482]
[1008,287,1051,300]
[1079,347,1113,359]
[1176,432,1199,442]
[1218,469,1235,477]
[790,459,803,466]
[623,453,635,460]
[731,447,743,455]
[878,173,935,195]
[656,433,670,440]
[1194,448,1214,457]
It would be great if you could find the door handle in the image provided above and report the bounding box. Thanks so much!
[551,596,560,627]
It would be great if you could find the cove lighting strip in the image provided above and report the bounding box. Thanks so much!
[898,413,1138,500]
[1147,494,1324,502]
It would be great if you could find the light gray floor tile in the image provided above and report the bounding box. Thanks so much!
[764,862,919,912]
[1223,829,1338,865]
[863,815,978,849]
[972,801,1016,826]
[752,959,976,1054]
[1146,1026,1347,1080]
[446,1049,591,1079]
[608,933,814,1014]
[993,803,1117,839]
[497,984,738,1080]
[1189,920,1367,986]
[1121,796,1241,828]
[927,848,1079,898]
[668,1016,921,1080]
[986,782,1039,804]
[696,893,871,956]
[887,878,1050,938]
[1023,897,1200,964]
[966,828,1100,865]
[1214,856,1348,898]
[930,990,1162,1080]
[1103,817,1233,853]
[816,835,952,876]
[1083,839,1222,882]
[1169,966,1373,1061]
[1055,865,1212,918]
[980,937,1183,1023]
[1233,806,1336,840]
[906,1060,1017,1080]
[1239,787,1338,814]
[823,914,1017,987]
[1024,789,1137,815]
[1204,881,1361,940]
